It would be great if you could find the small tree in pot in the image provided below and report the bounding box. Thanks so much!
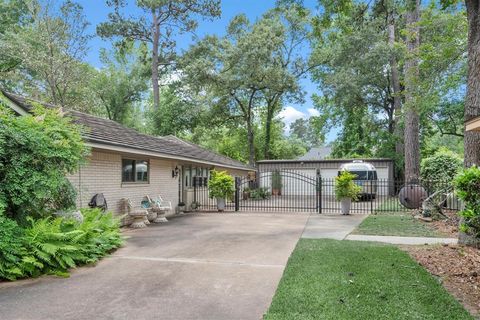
[208,170,234,212]
[335,171,361,215]
[271,170,282,196]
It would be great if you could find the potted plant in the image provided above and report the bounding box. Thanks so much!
[208,170,234,211]
[271,170,282,196]
[178,202,186,214]
[335,171,361,215]
[190,201,200,211]
[243,187,251,200]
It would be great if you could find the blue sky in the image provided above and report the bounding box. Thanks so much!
[78,0,335,141]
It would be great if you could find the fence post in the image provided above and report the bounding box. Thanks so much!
[316,170,322,214]
[370,182,374,214]
[235,177,240,212]
[193,177,197,204]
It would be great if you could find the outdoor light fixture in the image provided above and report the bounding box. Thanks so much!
[172,166,179,178]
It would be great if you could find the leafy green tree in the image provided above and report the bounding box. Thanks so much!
[181,14,281,165]
[2,0,93,110]
[0,97,89,221]
[311,0,466,178]
[184,115,306,163]
[441,0,480,168]
[92,43,149,125]
[311,1,404,160]
[182,9,313,165]
[147,86,200,136]
[289,117,323,149]
[97,0,221,112]
[259,4,312,159]
[0,0,33,76]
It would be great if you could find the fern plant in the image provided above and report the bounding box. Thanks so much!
[0,216,28,280]
[0,209,123,281]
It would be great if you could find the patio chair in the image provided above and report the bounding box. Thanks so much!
[123,198,148,229]
[152,195,173,222]
[142,195,165,223]
[141,196,158,223]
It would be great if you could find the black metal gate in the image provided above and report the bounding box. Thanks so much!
[192,171,461,214]
[234,170,321,213]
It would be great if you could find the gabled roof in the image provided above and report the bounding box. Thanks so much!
[297,146,333,161]
[1,90,252,171]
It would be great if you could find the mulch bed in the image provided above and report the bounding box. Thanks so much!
[405,245,480,318]
[409,209,460,237]
[430,210,461,237]
[404,210,480,317]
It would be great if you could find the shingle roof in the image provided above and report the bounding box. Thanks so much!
[1,90,252,171]
[297,146,333,160]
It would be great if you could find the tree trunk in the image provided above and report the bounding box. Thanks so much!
[151,10,160,111]
[404,0,421,183]
[264,101,276,160]
[464,0,480,167]
[247,111,255,167]
[389,21,404,158]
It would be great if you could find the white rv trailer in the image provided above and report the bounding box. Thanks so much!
[338,160,378,199]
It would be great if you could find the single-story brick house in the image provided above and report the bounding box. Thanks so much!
[1,91,252,219]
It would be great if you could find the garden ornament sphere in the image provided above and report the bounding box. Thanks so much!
[398,184,427,209]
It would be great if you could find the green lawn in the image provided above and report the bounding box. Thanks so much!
[264,239,473,320]
[375,197,405,213]
[352,213,444,237]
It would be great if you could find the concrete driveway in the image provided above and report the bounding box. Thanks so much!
[0,213,309,320]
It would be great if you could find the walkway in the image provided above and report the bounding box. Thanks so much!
[302,214,368,240]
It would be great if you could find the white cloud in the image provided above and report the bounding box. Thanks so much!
[277,106,320,133]
[277,106,306,126]
[307,108,320,117]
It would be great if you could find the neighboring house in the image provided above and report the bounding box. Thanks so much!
[1,91,252,220]
[297,146,332,161]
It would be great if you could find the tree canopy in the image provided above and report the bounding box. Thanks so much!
[0,0,475,173]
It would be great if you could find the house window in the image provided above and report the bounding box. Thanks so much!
[183,165,210,188]
[185,167,191,187]
[122,159,149,183]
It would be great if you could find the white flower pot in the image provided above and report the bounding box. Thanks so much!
[340,198,351,215]
[216,197,226,211]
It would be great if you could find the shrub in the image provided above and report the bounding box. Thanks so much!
[0,100,89,221]
[0,209,123,281]
[335,171,361,201]
[454,166,480,240]
[421,148,463,182]
[208,170,235,199]
[250,187,270,200]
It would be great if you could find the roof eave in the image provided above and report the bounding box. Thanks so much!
[257,158,394,164]
[86,139,253,172]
